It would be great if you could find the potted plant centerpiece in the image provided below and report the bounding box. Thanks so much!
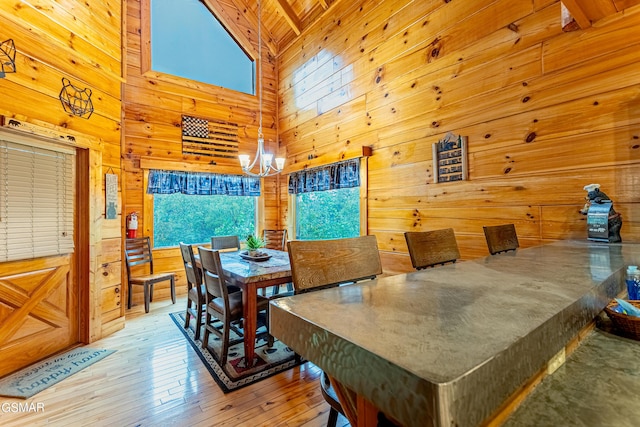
[245,234,266,257]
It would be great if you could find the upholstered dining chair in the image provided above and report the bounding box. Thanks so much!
[483,223,520,255]
[179,242,205,340]
[287,235,383,427]
[404,228,460,270]
[262,229,293,296]
[198,247,272,365]
[124,236,176,313]
[211,235,241,252]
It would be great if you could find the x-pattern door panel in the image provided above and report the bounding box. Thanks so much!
[0,254,78,377]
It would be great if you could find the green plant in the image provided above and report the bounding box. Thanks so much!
[245,234,266,251]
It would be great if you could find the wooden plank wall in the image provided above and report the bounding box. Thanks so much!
[122,0,281,302]
[278,0,640,275]
[0,1,124,339]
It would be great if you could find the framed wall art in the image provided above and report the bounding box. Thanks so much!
[432,132,468,183]
[105,172,118,220]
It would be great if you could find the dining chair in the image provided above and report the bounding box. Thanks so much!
[179,242,205,340]
[287,235,383,426]
[263,229,293,296]
[124,237,176,313]
[404,228,460,270]
[263,229,287,250]
[198,247,272,365]
[483,223,519,255]
[287,235,383,294]
[211,235,241,252]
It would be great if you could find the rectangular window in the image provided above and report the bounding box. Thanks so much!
[153,193,256,248]
[146,169,259,248]
[289,159,363,240]
[0,140,75,261]
[295,187,360,240]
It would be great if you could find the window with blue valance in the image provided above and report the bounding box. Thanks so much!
[147,169,260,196]
[288,158,360,194]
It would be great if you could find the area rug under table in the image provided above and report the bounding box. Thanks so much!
[0,348,116,399]
[169,311,301,393]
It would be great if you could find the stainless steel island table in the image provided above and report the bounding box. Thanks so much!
[269,240,640,427]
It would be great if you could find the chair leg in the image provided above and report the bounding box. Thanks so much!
[202,312,210,349]
[263,309,274,347]
[220,319,230,366]
[272,285,280,295]
[184,301,191,329]
[143,284,150,313]
[327,408,338,427]
[149,284,154,302]
[127,283,133,309]
[194,303,203,341]
[170,277,176,304]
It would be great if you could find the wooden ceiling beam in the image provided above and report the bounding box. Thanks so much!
[201,0,278,58]
[274,0,302,36]
[560,0,592,29]
[318,0,329,9]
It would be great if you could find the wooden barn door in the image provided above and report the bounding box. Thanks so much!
[0,131,82,378]
[0,255,78,377]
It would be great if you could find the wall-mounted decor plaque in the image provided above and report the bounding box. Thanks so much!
[105,173,118,220]
[432,132,468,183]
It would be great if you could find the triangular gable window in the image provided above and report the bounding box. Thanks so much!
[150,0,255,95]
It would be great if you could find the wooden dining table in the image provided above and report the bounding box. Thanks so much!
[198,248,292,367]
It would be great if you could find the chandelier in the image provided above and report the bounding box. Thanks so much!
[239,0,284,177]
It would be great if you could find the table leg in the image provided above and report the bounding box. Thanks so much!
[243,286,258,367]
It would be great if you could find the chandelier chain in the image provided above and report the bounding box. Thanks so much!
[238,0,284,177]
[258,0,263,139]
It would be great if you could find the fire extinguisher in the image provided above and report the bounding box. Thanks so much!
[126,212,138,238]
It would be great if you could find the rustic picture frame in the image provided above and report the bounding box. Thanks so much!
[432,132,468,183]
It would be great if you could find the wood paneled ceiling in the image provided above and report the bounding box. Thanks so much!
[563,0,640,28]
[205,0,640,57]
[203,0,338,57]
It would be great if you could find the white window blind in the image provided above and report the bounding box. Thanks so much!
[0,140,75,261]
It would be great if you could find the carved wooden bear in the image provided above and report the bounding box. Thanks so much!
[580,185,622,243]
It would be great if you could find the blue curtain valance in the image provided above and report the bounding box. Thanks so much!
[288,158,360,194]
[147,169,260,196]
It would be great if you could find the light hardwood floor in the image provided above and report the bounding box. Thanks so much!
[0,297,348,426]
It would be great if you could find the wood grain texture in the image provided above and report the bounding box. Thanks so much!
[287,236,383,293]
[122,0,281,287]
[0,297,342,427]
[405,228,461,269]
[278,0,640,269]
[0,0,125,353]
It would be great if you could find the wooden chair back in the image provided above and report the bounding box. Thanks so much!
[179,242,202,290]
[197,247,230,302]
[211,235,241,251]
[197,246,243,365]
[124,236,176,313]
[125,236,156,275]
[287,235,383,294]
[483,224,519,255]
[404,228,460,270]
[263,229,287,251]
[179,242,205,339]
